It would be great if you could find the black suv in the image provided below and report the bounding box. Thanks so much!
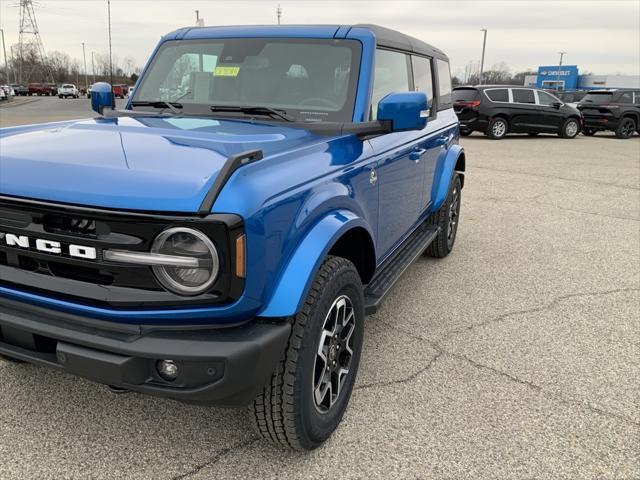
[453,86,582,139]
[578,90,639,139]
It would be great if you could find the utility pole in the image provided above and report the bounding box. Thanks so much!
[479,29,487,85]
[194,10,204,27]
[556,51,566,91]
[0,28,8,84]
[276,4,282,24]
[10,46,18,83]
[81,42,88,91]
[107,0,113,85]
[91,51,96,83]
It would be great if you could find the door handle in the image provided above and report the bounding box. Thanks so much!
[435,136,448,146]
[409,148,427,162]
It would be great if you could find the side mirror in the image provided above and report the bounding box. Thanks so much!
[552,101,562,109]
[377,92,429,132]
[91,82,115,114]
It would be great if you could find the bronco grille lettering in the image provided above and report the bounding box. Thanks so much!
[0,232,97,260]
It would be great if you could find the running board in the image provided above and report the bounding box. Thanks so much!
[364,225,440,315]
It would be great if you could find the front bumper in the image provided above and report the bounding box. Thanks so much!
[0,297,290,406]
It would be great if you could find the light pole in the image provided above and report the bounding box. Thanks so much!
[556,51,566,91]
[107,0,113,85]
[0,28,8,84]
[479,29,487,85]
[81,42,88,91]
[276,4,282,24]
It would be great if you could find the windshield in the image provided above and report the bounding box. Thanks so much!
[132,38,361,122]
[581,92,613,104]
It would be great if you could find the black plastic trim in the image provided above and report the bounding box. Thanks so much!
[198,149,264,215]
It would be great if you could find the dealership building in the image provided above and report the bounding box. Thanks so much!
[523,65,640,91]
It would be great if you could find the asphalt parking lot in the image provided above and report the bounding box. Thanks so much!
[1,97,639,479]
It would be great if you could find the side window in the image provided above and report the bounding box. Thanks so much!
[411,55,434,108]
[617,92,633,104]
[634,91,640,104]
[538,90,559,106]
[371,49,410,120]
[485,88,509,102]
[512,88,535,104]
[436,59,452,110]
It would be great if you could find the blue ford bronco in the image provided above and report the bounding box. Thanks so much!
[0,25,464,450]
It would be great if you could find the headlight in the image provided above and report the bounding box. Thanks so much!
[151,227,219,296]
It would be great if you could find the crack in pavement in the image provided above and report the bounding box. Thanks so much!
[476,195,640,222]
[171,437,260,480]
[438,287,640,343]
[470,165,640,191]
[365,286,640,428]
[355,350,443,391]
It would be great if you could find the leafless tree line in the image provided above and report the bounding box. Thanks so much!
[1,41,141,87]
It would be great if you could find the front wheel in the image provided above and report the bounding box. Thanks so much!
[560,118,580,139]
[425,173,462,258]
[251,256,364,451]
[616,117,636,139]
[487,117,508,139]
[582,127,597,136]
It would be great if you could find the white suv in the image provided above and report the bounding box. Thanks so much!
[58,84,79,99]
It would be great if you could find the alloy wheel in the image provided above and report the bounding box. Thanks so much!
[313,294,356,413]
[447,183,460,248]
[492,120,506,137]
[565,120,579,137]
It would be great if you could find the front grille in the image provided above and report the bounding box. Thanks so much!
[43,214,98,237]
[0,197,245,309]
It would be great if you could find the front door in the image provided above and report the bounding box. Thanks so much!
[368,49,429,258]
[535,90,565,132]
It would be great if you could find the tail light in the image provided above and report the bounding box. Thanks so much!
[455,100,481,109]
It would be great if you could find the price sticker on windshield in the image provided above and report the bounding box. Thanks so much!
[214,66,240,77]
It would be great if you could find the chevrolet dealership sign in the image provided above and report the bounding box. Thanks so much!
[536,65,579,90]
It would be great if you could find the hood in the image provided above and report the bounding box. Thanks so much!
[0,116,321,212]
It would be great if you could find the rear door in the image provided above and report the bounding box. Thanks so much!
[535,90,565,132]
[509,88,539,132]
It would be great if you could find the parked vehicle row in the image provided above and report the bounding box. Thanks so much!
[453,86,639,139]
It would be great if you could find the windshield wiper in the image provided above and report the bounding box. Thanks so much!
[209,105,294,122]
[131,101,182,114]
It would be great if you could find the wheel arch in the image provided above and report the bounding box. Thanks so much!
[431,144,465,211]
[258,210,376,318]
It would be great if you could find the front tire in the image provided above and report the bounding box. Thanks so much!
[560,118,580,139]
[487,117,508,139]
[425,173,462,258]
[616,117,636,139]
[251,256,364,451]
[582,127,597,136]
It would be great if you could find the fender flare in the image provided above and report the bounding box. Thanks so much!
[258,209,374,317]
[431,144,464,211]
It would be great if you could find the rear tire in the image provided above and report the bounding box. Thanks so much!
[615,117,636,139]
[560,118,580,139]
[425,173,462,258]
[487,117,508,139]
[251,256,364,451]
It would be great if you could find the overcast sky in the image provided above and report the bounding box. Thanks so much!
[1,0,639,78]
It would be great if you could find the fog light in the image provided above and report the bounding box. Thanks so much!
[157,359,179,381]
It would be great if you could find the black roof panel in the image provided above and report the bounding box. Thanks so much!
[355,24,448,60]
